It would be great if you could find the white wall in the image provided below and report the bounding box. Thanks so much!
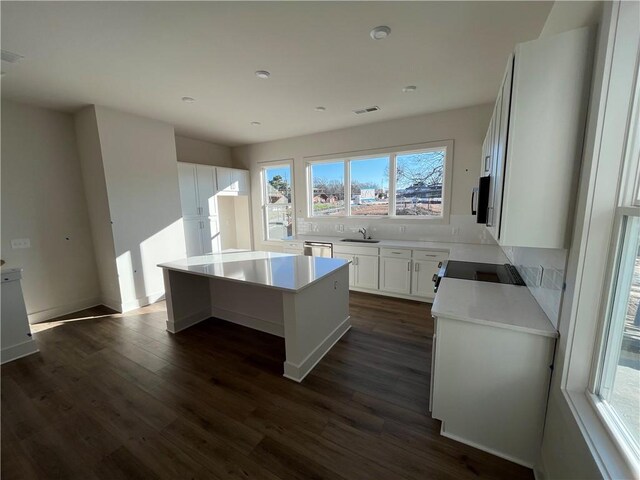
[1,100,101,322]
[75,105,186,312]
[75,106,121,309]
[232,104,493,251]
[175,134,232,167]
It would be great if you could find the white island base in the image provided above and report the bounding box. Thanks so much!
[160,252,351,382]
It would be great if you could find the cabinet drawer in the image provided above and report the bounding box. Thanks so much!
[333,245,379,256]
[380,248,411,259]
[413,250,448,262]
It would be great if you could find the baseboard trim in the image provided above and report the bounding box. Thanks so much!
[28,297,103,324]
[121,291,165,313]
[1,338,39,364]
[212,306,284,337]
[166,308,210,333]
[283,315,351,383]
[440,423,534,469]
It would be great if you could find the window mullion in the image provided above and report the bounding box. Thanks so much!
[390,154,397,216]
[345,160,350,217]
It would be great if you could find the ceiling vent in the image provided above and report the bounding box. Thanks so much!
[1,50,24,64]
[353,106,381,115]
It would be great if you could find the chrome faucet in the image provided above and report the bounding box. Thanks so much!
[358,228,367,240]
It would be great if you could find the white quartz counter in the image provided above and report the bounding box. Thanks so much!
[432,278,557,337]
[158,251,349,293]
[286,235,556,337]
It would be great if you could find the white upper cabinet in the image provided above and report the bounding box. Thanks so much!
[177,163,199,218]
[484,27,594,249]
[216,167,250,195]
[196,164,217,217]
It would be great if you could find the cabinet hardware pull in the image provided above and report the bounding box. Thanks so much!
[415,263,419,272]
[407,261,411,271]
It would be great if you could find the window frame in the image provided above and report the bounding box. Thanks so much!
[555,3,640,477]
[304,140,453,222]
[260,160,295,243]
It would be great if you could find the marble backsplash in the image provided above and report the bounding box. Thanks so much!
[501,246,567,328]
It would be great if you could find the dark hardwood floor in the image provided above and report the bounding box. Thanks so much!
[1,292,533,479]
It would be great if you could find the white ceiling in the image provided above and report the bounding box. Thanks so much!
[1,1,552,147]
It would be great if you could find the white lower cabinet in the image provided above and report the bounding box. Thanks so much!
[430,315,555,467]
[333,244,447,302]
[354,254,379,290]
[183,218,221,256]
[334,252,378,289]
[333,253,356,287]
[379,256,412,295]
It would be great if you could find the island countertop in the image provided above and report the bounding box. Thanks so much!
[158,251,349,293]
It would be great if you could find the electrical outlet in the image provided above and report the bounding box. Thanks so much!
[336,224,344,233]
[537,265,544,286]
[399,226,406,233]
[11,238,30,249]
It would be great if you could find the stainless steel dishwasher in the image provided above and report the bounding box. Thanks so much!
[303,241,333,258]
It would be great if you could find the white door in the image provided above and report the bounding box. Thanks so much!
[177,163,199,218]
[333,253,355,287]
[411,260,439,299]
[196,165,217,216]
[183,218,203,257]
[354,255,379,290]
[380,257,411,294]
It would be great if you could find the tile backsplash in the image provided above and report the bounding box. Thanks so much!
[296,214,495,245]
[501,246,567,328]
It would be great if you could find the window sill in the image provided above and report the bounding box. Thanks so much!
[304,215,450,225]
[564,389,638,479]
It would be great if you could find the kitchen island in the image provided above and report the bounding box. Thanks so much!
[158,251,350,382]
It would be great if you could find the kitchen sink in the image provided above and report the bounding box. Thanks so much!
[340,239,380,243]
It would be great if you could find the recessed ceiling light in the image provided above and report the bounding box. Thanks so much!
[250,121,261,126]
[370,26,391,40]
[255,70,271,79]
[314,106,326,112]
[181,96,195,103]
[402,85,417,93]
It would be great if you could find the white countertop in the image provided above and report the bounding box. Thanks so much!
[286,235,556,337]
[432,278,557,338]
[158,251,349,293]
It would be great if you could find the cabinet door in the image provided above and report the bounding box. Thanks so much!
[196,165,217,216]
[333,253,355,286]
[183,218,203,257]
[233,169,250,194]
[216,167,238,192]
[492,55,513,241]
[177,163,199,218]
[201,217,221,254]
[380,257,411,294]
[354,255,379,290]
[411,260,439,298]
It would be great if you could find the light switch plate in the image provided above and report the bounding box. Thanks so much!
[11,238,31,249]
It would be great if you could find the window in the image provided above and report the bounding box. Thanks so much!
[595,213,640,457]
[310,161,345,216]
[262,163,293,241]
[307,142,451,219]
[395,149,445,217]
[350,156,389,216]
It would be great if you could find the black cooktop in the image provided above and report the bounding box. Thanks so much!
[443,260,525,285]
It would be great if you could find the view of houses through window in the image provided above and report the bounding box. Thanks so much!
[309,146,447,218]
[263,164,293,241]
